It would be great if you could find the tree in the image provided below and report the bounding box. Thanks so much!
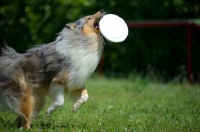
[0,0,199,80]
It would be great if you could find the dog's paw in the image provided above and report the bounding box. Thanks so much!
[46,110,51,117]
[72,102,82,112]
[72,93,88,112]
[72,104,80,112]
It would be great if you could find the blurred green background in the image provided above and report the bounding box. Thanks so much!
[0,0,200,82]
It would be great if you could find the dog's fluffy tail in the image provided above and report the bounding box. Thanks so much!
[1,45,18,55]
[0,45,20,84]
[0,45,21,112]
[0,85,21,113]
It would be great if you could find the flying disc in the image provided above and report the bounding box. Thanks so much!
[99,14,128,43]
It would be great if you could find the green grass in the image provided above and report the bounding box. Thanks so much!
[0,77,200,131]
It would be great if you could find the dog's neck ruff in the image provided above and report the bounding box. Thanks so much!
[56,30,104,90]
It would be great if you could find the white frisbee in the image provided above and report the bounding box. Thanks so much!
[99,14,128,43]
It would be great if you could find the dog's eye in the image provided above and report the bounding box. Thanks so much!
[88,17,91,20]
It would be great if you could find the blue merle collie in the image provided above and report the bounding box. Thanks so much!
[0,9,106,129]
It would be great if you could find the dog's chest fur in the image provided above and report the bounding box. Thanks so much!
[55,31,104,90]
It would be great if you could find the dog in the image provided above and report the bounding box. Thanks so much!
[0,9,106,129]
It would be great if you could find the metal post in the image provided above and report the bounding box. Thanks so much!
[187,24,192,83]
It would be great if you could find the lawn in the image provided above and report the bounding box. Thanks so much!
[0,77,200,131]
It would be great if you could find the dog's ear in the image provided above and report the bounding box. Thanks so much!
[66,23,76,30]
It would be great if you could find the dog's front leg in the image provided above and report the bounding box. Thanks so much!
[69,87,89,112]
[46,84,65,116]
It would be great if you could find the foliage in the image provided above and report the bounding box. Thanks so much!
[0,77,200,131]
[0,0,200,80]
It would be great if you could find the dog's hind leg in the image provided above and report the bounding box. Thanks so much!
[17,89,35,129]
[69,87,89,112]
[18,84,35,129]
[46,84,65,116]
